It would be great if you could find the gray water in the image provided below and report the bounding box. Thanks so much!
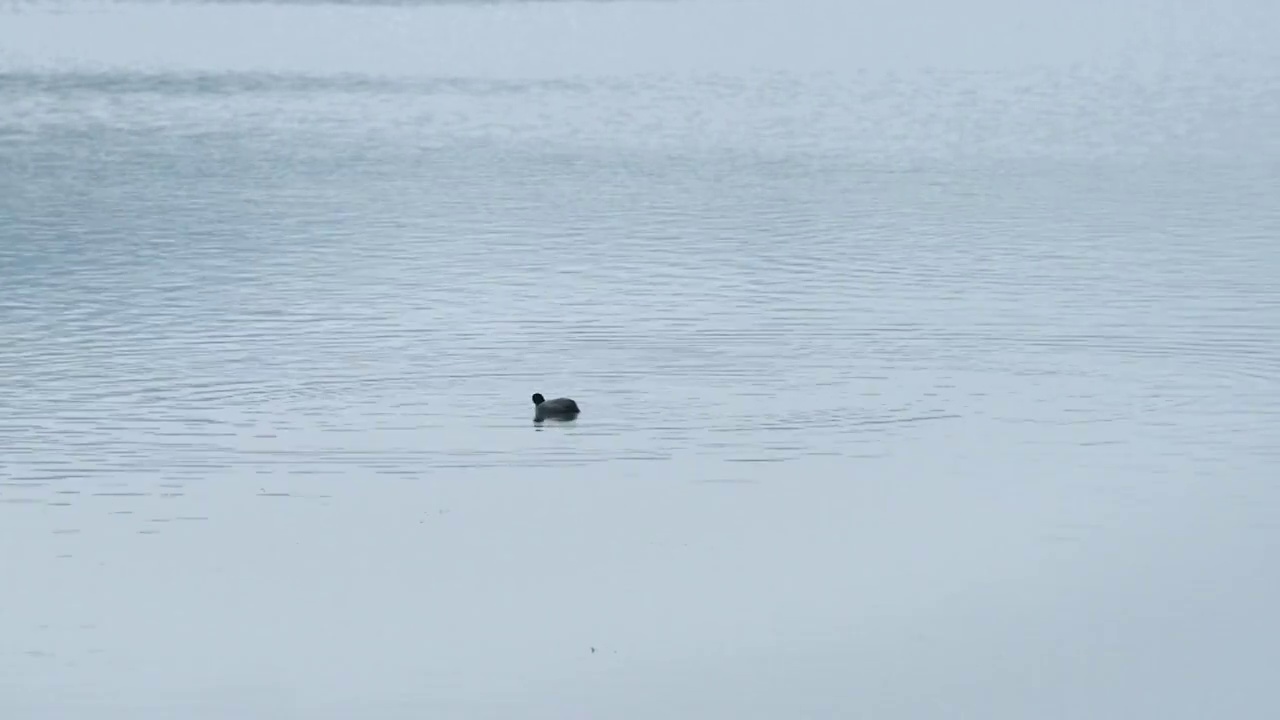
[2,0,1279,717]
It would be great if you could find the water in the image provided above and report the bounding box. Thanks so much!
[2,0,1279,717]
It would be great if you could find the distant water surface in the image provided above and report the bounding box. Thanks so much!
[2,1,1279,718]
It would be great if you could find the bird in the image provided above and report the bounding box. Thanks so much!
[532,392,580,422]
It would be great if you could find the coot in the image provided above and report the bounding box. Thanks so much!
[532,393,580,422]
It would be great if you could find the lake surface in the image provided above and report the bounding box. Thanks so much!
[2,0,1279,717]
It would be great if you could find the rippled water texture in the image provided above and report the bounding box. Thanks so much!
[2,0,1279,717]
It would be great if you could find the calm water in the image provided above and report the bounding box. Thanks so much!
[2,1,1279,718]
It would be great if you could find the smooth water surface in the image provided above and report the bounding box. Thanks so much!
[2,1,1279,717]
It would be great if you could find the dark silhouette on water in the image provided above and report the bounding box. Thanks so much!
[533,393,580,422]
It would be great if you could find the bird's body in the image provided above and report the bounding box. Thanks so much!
[532,392,580,422]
